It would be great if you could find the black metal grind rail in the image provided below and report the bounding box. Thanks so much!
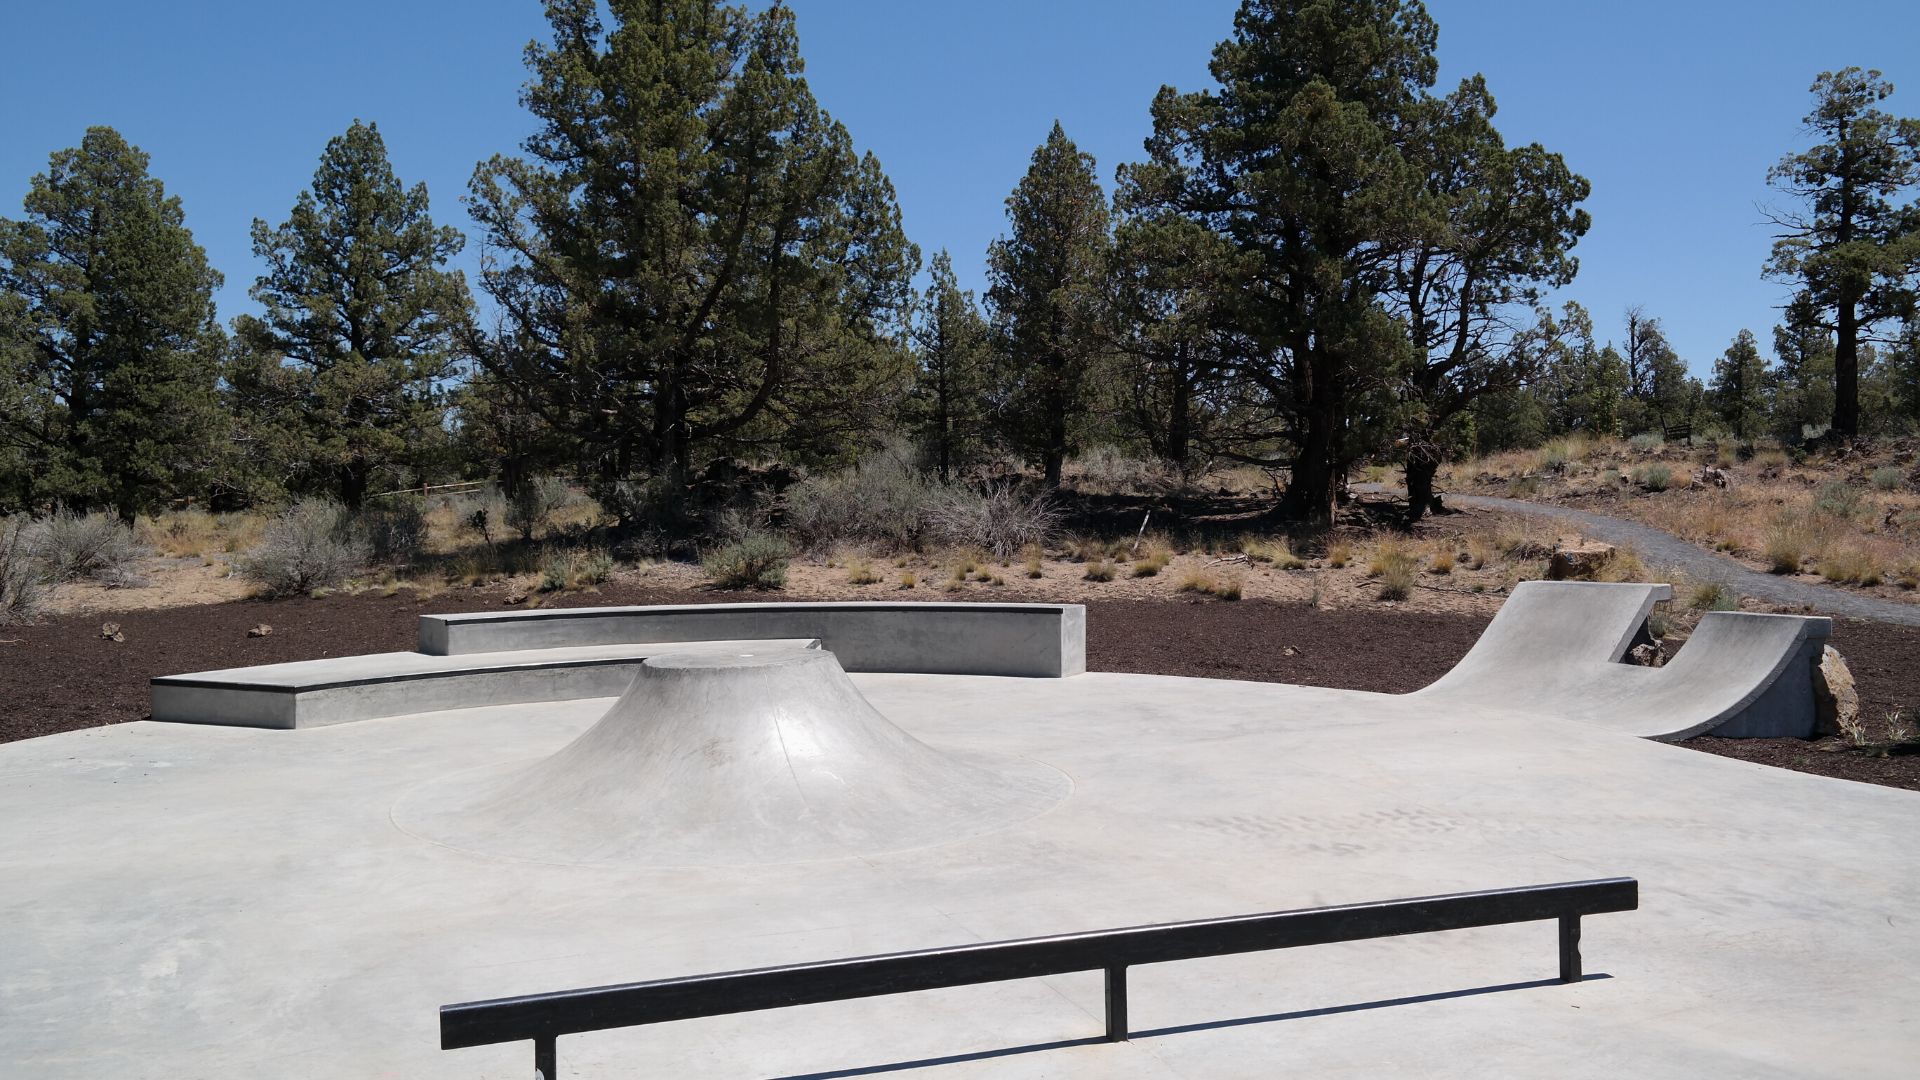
[441,877,1637,1078]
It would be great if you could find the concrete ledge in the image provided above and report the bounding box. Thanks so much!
[152,639,819,730]
[418,602,1088,678]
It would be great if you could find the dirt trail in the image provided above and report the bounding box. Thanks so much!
[1445,492,1920,627]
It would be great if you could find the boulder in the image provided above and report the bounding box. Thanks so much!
[1547,540,1617,581]
[1627,642,1666,668]
[1812,645,1858,737]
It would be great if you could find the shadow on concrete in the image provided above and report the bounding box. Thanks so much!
[764,974,1612,1079]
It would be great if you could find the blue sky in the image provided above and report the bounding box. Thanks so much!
[3,1,1916,374]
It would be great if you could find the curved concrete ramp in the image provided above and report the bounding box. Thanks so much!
[1416,582,1829,740]
[392,650,1070,867]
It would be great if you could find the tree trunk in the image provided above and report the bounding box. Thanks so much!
[1405,449,1442,523]
[1166,349,1191,471]
[1283,401,1340,527]
[1834,291,1860,439]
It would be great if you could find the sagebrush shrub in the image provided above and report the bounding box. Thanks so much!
[785,450,944,552]
[702,532,791,590]
[507,476,575,541]
[36,508,147,586]
[1,515,46,625]
[926,484,1061,558]
[241,500,370,597]
[1869,466,1903,492]
[359,498,428,564]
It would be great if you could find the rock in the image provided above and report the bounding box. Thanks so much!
[1627,642,1666,668]
[1812,645,1858,737]
[247,624,272,638]
[1282,645,1300,657]
[1699,466,1733,488]
[504,591,529,606]
[1547,540,1617,581]
[99,622,124,643]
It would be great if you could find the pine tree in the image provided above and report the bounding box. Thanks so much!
[0,127,226,518]
[1769,323,1837,439]
[1764,68,1920,439]
[1711,329,1769,439]
[910,251,989,481]
[986,122,1111,487]
[465,0,917,507]
[1389,74,1589,518]
[1119,0,1441,524]
[1107,201,1238,477]
[237,120,469,508]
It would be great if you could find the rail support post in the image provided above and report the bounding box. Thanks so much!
[1558,915,1582,983]
[1104,965,1129,1042]
[534,1034,557,1079]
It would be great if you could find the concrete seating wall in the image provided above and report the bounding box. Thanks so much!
[419,602,1089,679]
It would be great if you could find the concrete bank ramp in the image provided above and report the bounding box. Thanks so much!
[1414,581,1830,741]
[391,650,1071,867]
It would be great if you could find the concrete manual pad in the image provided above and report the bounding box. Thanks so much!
[1,665,1913,1077]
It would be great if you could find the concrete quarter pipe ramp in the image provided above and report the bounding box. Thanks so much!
[393,649,1071,867]
[1414,581,1831,740]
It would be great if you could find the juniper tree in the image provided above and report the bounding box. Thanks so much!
[910,251,990,481]
[1764,68,1920,440]
[0,127,226,518]
[465,0,917,507]
[986,122,1111,487]
[1711,329,1769,439]
[237,120,469,508]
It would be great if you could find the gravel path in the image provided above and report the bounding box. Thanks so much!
[1447,493,1920,627]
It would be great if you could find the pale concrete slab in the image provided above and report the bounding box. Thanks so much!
[1,666,1913,1078]
[150,638,820,728]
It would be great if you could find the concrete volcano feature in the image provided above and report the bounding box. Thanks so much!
[393,649,1070,867]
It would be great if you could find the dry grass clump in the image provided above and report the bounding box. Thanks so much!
[1131,537,1172,577]
[1022,544,1044,579]
[1591,547,1647,582]
[1083,559,1117,582]
[1176,569,1242,600]
[1428,548,1454,575]
[1326,541,1352,568]
[898,569,916,590]
[1686,579,1739,611]
[1762,512,1823,574]
[1367,540,1419,601]
[844,555,881,585]
[1818,545,1883,586]
[1244,535,1307,569]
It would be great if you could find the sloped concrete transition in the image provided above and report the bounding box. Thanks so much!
[1,584,1911,1078]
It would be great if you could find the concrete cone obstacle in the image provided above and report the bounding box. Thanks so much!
[394,649,1070,866]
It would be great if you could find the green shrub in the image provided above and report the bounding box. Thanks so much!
[1688,579,1738,611]
[1631,464,1673,491]
[1813,480,1864,520]
[1869,466,1903,492]
[1627,432,1664,453]
[506,476,575,541]
[702,532,791,590]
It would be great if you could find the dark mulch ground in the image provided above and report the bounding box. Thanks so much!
[3,588,1917,791]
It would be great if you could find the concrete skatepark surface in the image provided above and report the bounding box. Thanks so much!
[1,586,1911,1077]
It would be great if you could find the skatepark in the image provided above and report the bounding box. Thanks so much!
[1,583,1913,1077]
